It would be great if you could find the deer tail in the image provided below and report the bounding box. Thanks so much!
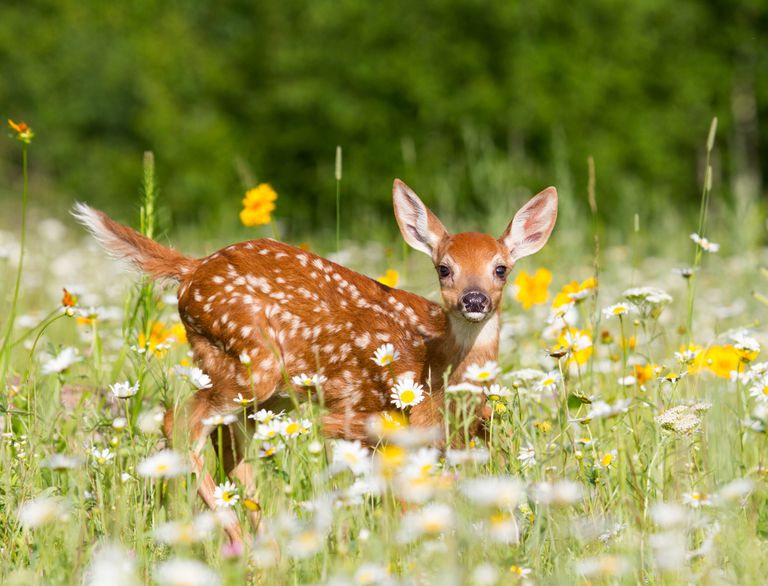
[72,203,198,282]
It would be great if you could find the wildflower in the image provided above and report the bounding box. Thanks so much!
[259,443,283,458]
[332,439,371,476]
[154,558,220,586]
[675,348,700,365]
[509,565,532,578]
[714,478,754,504]
[291,372,328,387]
[690,232,719,253]
[371,343,400,366]
[403,447,441,478]
[513,268,552,310]
[682,491,711,508]
[575,555,630,578]
[558,328,593,365]
[41,347,82,375]
[137,407,165,435]
[656,403,710,434]
[18,496,68,529]
[517,444,536,469]
[532,480,583,506]
[673,266,696,279]
[618,375,637,386]
[732,331,760,362]
[281,418,312,439]
[601,302,635,319]
[484,383,512,401]
[693,345,743,378]
[486,512,520,544]
[471,564,500,586]
[139,322,186,357]
[83,543,139,586]
[445,382,484,394]
[465,360,501,382]
[286,527,325,559]
[749,376,768,403]
[8,119,34,143]
[153,513,217,545]
[398,503,454,542]
[249,408,282,424]
[598,449,617,468]
[61,287,77,308]
[376,269,399,288]
[213,481,240,508]
[462,476,525,508]
[91,447,115,466]
[202,414,237,426]
[507,368,546,387]
[657,371,687,384]
[239,352,251,365]
[255,419,283,440]
[552,277,597,309]
[445,447,490,465]
[390,377,425,409]
[240,184,277,227]
[112,417,128,430]
[137,450,189,478]
[109,381,139,399]
[41,453,81,470]
[233,392,254,406]
[354,563,390,585]
[537,370,561,393]
[176,366,213,390]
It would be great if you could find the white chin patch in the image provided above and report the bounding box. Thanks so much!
[462,311,488,322]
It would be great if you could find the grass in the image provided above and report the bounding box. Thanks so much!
[1,129,768,585]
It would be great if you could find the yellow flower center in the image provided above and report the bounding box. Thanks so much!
[601,453,614,467]
[477,372,490,380]
[286,423,299,435]
[400,390,415,404]
[762,386,768,396]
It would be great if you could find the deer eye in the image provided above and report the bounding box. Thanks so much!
[437,265,451,278]
[495,265,507,279]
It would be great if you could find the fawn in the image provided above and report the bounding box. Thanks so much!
[74,179,557,541]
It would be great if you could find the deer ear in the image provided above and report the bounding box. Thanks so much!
[500,187,558,262]
[393,179,449,257]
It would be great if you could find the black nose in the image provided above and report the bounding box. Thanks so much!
[460,290,490,313]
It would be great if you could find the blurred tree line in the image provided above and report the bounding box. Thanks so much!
[0,0,765,240]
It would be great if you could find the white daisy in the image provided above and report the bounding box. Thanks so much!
[90,447,115,466]
[18,496,68,529]
[483,383,512,401]
[213,481,239,508]
[601,302,635,319]
[202,414,238,427]
[465,360,501,382]
[238,352,251,365]
[41,347,82,375]
[175,366,213,390]
[517,445,536,469]
[371,343,400,366]
[537,370,561,393]
[675,349,700,364]
[291,373,328,387]
[109,380,139,399]
[332,439,371,476]
[682,491,711,508]
[690,232,719,253]
[281,418,312,439]
[154,558,220,586]
[259,443,283,458]
[248,408,282,423]
[137,450,189,478]
[563,330,592,352]
[390,378,425,409]
[255,419,283,440]
[232,392,254,406]
[445,382,484,395]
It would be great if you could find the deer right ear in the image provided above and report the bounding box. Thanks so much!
[392,179,449,257]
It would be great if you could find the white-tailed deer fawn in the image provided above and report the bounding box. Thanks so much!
[74,179,557,542]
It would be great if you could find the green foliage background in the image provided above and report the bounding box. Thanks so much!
[0,0,766,240]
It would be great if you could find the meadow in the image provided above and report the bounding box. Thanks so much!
[2,119,768,585]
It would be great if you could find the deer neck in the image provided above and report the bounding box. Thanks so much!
[430,310,500,386]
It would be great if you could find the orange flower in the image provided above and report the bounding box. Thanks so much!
[513,268,552,310]
[376,269,399,288]
[61,288,77,308]
[240,184,277,226]
[634,363,658,385]
[8,119,34,143]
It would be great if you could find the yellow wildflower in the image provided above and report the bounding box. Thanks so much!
[139,321,187,357]
[634,363,658,385]
[513,268,552,310]
[552,277,597,309]
[377,269,399,288]
[557,327,593,366]
[692,345,743,379]
[240,183,277,226]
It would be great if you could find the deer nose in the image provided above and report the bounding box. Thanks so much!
[460,290,490,313]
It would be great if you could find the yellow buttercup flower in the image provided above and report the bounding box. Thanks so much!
[139,321,187,357]
[513,268,552,310]
[377,269,399,288]
[552,277,597,309]
[240,183,277,227]
[692,345,743,379]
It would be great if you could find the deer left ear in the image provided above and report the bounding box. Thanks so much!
[500,187,558,262]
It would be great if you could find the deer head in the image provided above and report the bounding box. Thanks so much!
[393,179,558,324]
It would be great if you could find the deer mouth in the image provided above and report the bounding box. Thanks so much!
[461,309,491,322]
